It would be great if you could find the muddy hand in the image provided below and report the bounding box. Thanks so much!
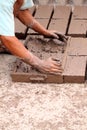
[54,32,68,43]
[36,57,63,75]
[44,31,68,44]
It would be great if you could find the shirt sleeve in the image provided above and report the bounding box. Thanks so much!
[20,0,34,10]
[0,0,15,36]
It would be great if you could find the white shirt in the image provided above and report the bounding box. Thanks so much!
[0,0,34,36]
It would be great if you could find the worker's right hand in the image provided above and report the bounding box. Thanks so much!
[22,53,63,75]
[33,57,63,75]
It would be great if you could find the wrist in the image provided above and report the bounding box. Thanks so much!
[21,52,41,68]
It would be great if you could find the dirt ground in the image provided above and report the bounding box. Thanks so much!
[0,54,87,130]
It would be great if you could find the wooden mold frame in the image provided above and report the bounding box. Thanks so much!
[11,36,71,83]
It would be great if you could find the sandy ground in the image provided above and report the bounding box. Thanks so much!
[0,54,87,130]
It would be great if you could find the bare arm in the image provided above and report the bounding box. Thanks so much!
[16,9,67,41]
[14,0,24,16]
[16,9,50,36]
[0,36,62,74]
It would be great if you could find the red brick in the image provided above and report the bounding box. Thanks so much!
[48,19,68,34]
[35,5,54,19]
[72,6,87,20]
[68,38,87,56]
[53,5,72,19]
[68,20,87,37]
[63,56,86,83]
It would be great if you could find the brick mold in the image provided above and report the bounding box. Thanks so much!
[11,36,68,83]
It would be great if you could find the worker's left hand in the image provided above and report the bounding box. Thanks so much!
[44,30,68,44]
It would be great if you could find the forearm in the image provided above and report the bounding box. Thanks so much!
[17,9,50,36]
[31,19,50,36]
[0,36,39,66]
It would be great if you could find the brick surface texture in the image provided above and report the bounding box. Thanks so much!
[33,0,87,5]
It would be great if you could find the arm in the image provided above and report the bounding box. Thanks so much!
[14,0,24,16]
[17,9,67,41]
[16,9,50,36]
[0,36,62,74]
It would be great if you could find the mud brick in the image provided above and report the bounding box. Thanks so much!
[53,5,72,19]
[68,38,87,56]
[72,6,87,20]
[48,19,68,34]
[68,20,87,37]
[34,5,54,19]
[63,56,86,83]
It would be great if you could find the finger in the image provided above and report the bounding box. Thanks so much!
[51,67,63,72]
[42,69,63,75]
[53,39,66,45]
[44,33,59,39]
[51,68,63,72]
[52,59,62,66]
[62,38,67,43]
[54,32,68,41]
[38,66,63,75]
[57,33,68,40]
[58,35,67,43]
[52,33,59,39]
[48,70,63,75]
[51,58,62,65]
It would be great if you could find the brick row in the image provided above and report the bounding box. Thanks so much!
[68,6,87,37]
[48,6,72,34]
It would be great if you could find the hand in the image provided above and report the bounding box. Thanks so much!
[33,57,63,75]
[22,52,63,75]
[44,30,68,44]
